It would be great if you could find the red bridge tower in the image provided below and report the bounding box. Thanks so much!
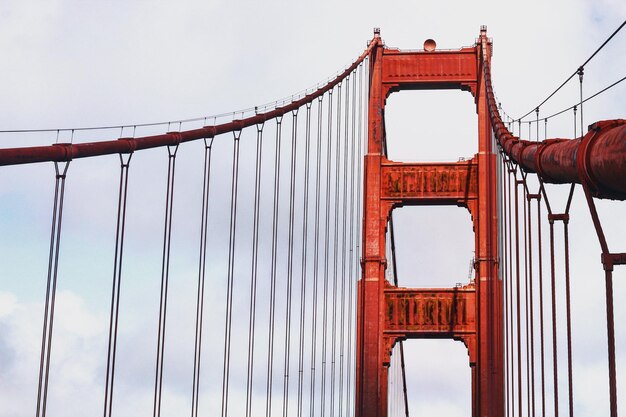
[356,27,503,417]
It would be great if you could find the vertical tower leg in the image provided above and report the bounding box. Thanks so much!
[476,27,503,416]
[355,34,386,417]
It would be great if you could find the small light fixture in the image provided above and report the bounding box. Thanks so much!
[423,38,436,52]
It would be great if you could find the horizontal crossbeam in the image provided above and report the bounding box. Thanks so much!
[382,47,478,95]
[383,282,476,337]
[380,158,478,206]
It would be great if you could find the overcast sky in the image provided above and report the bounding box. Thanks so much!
[0,1,625,417]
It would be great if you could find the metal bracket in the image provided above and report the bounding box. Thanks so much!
[548,213,569,224]
[601,253,626,271]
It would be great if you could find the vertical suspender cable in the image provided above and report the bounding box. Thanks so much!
[395,352,404,416]
[390,342,393,417]
[192,138,214,417]
[282,109,299,417]
[345,68,358,417]
[502,152,508,417]
[603,238,618,417]
[507,162,515,417]
[538,124,548,417]
[547,202,560,417]
[536,187,546,417]
[563,108,577,417]
[522,175,532,417]
[356,58,368,417]
[347,62,364,417]
[535,108,539,142]
[245,124,263,417]
[104,152,133,417]
[579,179,618,417]
[573,107,577,147]
[382,106,407,417]
[563,196,574,417]
[309,95,325,417]
[543,183,574,417]
[221,130,242,417]
[527,188,537,417]
[356,62,368,417]
[36,160,70,417]
[353,58,370,412]
[502,154,510,417]
[153,143,179,417]
[296,104,312,417]
[389,216,409,417]
[267,117,284,417]
[572,68,584,417]
[506,160,515,417]
[528,194,537,416]
[321,85,337,417]
[514,174,523,417]
[330,78,343,417]
[577,67,584,138]
[578,128,618,416]
[338,74,351,417]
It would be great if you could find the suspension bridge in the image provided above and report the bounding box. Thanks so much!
[1,25,625,417]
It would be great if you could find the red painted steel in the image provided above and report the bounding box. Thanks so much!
[381,47,478,95]
[475,28,502,417]
[383,283,477,367]
[356,27,502,417]
[484,68,626,200]
[356,30,386,417]
[380,158,478,205]
[384,284,476,336]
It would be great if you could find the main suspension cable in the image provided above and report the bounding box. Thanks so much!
[516,19,625,121]
[541,74,626,121]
